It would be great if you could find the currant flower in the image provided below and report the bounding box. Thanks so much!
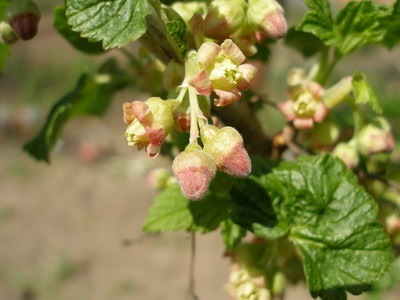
[189,39,257,106]
[332,142,360,169]
[172,143,217,200]
[123,97,178,158]
[278,81,328,130]
[201,124,251,177]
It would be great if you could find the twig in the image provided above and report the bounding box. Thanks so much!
[187,232,199,300]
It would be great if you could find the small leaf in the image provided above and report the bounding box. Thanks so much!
[352,71,382,114]
[296,0,338,46]
[380,0,400,49]
[263,155,392,299]
[53,6,105,54]
[334,1,386,56]
[66,0,152,49]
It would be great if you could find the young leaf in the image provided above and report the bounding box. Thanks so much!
[334,1,386,56]
[66,0,152,49]
[380,0,400,49]
[352,71,382,114]
[143,173,233,233]
[262,155,392,299]
[296,0,338,46]
[53,6,105,54]
[24,59,126,162]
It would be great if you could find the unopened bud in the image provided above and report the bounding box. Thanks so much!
[7,0,41,40]
[172,145,217,200]
[247,0,287,39]
[201,125,251,177]
[0,21,19,45]
[356,118,394,156]
[204,0,247,40]
[333,142,360,169]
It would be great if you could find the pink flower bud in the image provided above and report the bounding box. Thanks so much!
[356,118,395,155]
[7,0,41,41]
[332,142,360,169]
[123,97,178,158]
[201,125,251,177]
[204,0,247,40]
[172,146,217,200]
[247,0,287,39]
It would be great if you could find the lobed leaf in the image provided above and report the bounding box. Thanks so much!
[54,6,105,54]
[296,0,338,46]
[284,28,324,58]
[261,155,392,299]
[220,219,246,251]
[380,0,400,49]
[352,71,382,114]
[66,0,152,49]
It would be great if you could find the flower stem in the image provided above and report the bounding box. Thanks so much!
[188,86,201,143]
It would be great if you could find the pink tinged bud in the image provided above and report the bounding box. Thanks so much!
[247,0,287,40]
[172,149,217,200]
[356,125,392,155]
[333,143,360,169]
[261,10,287,39]
[7,0,41,41]
[201,125,251,177]
[204,0,246,40]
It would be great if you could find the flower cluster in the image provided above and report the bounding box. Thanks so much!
[173,125,251,200]
[333,117,395,169]
[278,68,328,130]
[123,38,255,200]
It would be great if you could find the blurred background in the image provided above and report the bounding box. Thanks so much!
[1,1,399,299]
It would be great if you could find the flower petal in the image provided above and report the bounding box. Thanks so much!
[313,102,329,123]
[197,42,221,66]
[131,101,152,125]
[277,99,296,121]
[189,70,213,96]
[122,102,135,124]
[221,39,246,65]
[146,126,165,147]
[237,63,258,90]
[146,144,161,158]
[214,88,241,106]
[293,118,314,130]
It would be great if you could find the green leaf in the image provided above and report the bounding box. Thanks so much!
[263,155,392,299]
[369,257,400,295]
[143,182,232,233]
[296,0,338,46]
[220,219,246,250]
[24,59,126,162]
[53,6,105,54]
[284,28,324,58]
[66,0,152,49]
[334,1,386,56]
[352,71,382,114]
[231,177,288,239]
[380,0,400,49]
